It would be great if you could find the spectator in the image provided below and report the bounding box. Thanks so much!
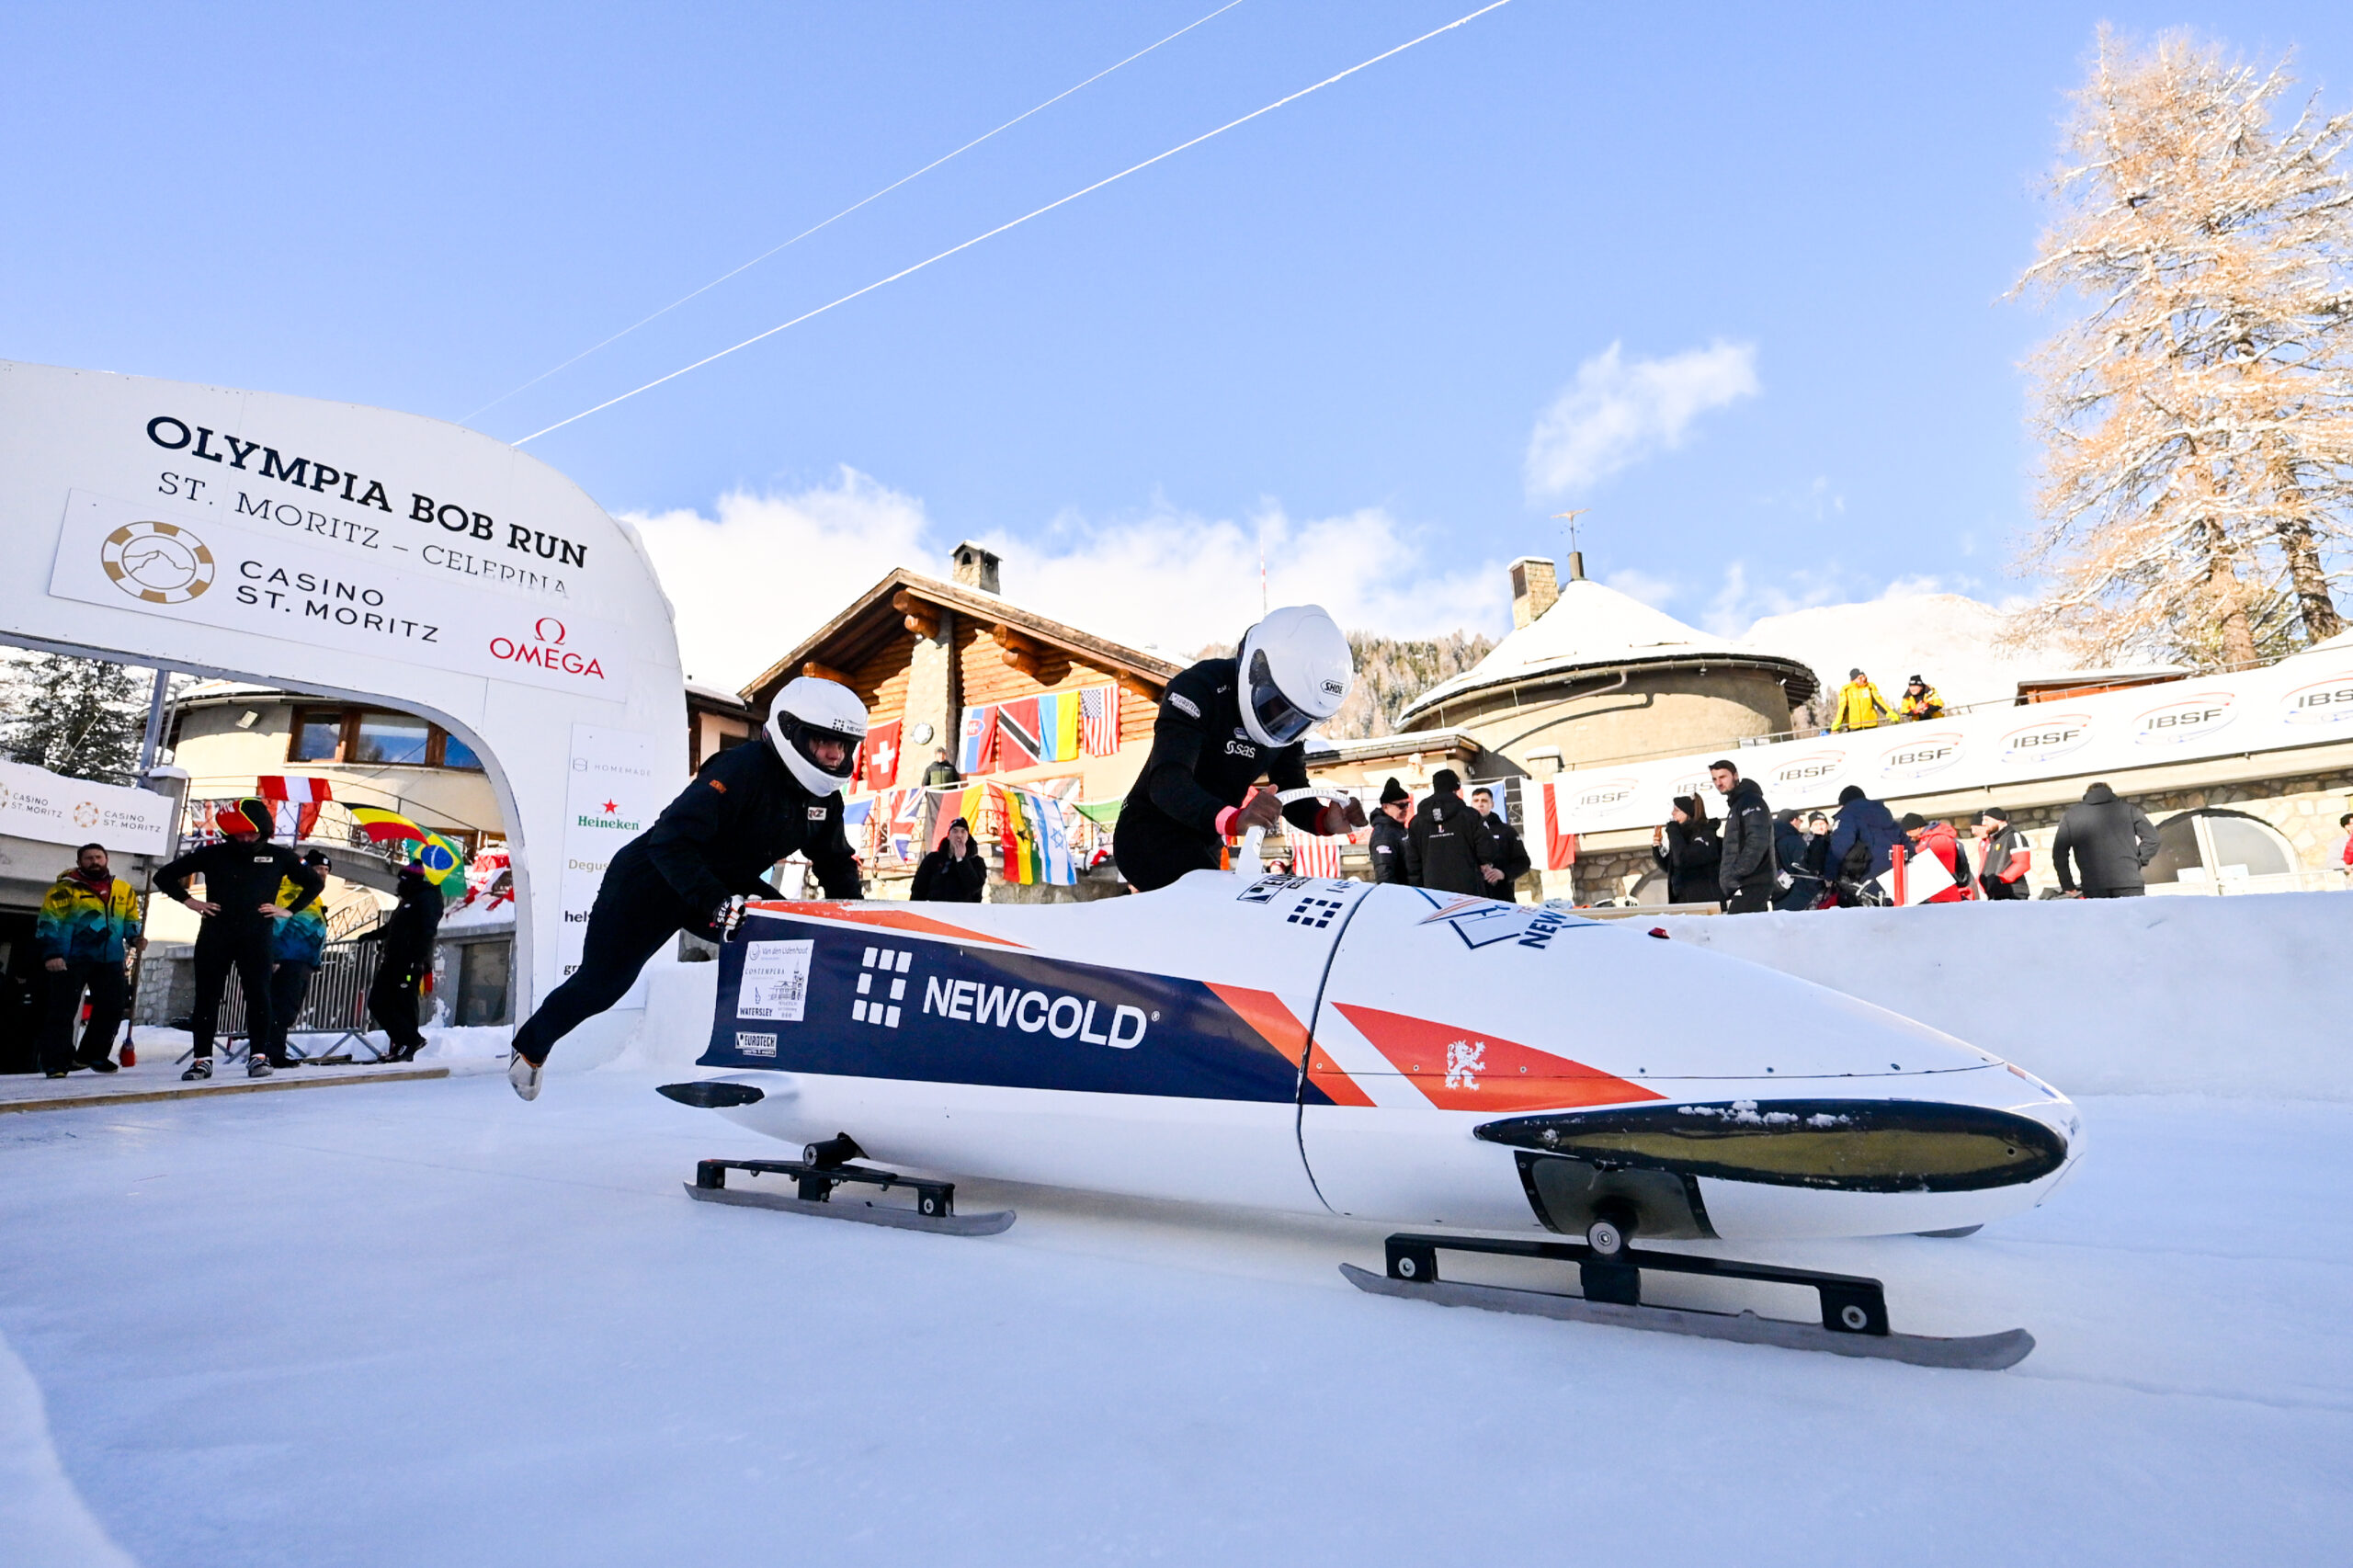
[2052,783,2159,898]
[1827,785,1906,904]
[2339,812,2351,875]
[1367,778,1412,884]
[1802,811,1837,907]
[267,850,333,1063]
[1771,810,1818,912]
[1469,787,1533,903]
[1973,808,2032,900]
[1650,795,1722,906]
[359,861,442,1062]
[1830,669,1892,732]
[33,843,142,1078]
[911,816,988,903]
[1711,759,1779,914]
[1897,676,1945,722]
[921,746,961,789]
[1898,813,1972,903]
[1403,769,1501,895]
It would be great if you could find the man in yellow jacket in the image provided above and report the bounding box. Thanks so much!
[1830,669,1891,732]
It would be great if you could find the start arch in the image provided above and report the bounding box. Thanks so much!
[0,360,687,1056]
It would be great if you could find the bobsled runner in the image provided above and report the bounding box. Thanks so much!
[661,822,2080,1366]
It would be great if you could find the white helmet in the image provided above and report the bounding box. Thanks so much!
[766,676,869,797]
[1235,604,1353,749]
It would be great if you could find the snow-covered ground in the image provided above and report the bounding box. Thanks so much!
[5,894,2349,1564]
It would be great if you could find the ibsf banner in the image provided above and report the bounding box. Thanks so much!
[1539,644,2353,836]
[0,756,175,856]
[559,724,664,1005]
[49,488,629,699]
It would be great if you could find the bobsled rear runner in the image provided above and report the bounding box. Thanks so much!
[680,872,2080,1244]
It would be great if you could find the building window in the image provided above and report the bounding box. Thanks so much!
[455,940,511,1026]
[286,706,485,769]
[2147,810,2297,886]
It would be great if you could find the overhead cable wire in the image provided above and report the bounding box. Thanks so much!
[515,0,1514,445]
[464,0,1249,425]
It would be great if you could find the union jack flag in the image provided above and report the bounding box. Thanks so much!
[1079,684,1120,756]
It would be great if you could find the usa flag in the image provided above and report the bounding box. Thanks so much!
[1079,684,1120,756]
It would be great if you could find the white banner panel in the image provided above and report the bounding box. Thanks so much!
[49,488,631,700]
[560,724,665,1007]
[0,756,175,855]
[1543,649,2353,835]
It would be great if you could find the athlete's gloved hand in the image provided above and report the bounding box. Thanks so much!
[1229,790,1284,835]
[1316,798,1370,836]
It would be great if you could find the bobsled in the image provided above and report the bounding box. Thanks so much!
[661,848,2081,1369]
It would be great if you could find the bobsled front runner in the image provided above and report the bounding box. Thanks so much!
[687,872,2079,1243]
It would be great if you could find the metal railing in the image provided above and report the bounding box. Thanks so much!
[205,937,386,1059]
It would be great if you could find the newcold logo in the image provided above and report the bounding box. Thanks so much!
[1996,712,2095,766]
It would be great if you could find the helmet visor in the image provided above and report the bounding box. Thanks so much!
[1246,649,1318,745]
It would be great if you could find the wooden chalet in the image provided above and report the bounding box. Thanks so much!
[740,544,1180,818]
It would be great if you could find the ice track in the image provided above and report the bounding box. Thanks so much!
[2,1071,2346,1566]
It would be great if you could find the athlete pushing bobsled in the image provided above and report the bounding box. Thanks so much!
[1114,604,1368,891]
[506,677,869,1099]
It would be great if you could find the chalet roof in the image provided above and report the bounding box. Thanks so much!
[741,567,1183,705]
[1397,577,1818,722]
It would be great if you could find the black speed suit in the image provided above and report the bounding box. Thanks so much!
[512,737,862,1062]
[1115,658,1323,892]
[155,837,323,1062]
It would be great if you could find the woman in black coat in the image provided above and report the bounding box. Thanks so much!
[911,817,988,903]
[1650,796,1722,907]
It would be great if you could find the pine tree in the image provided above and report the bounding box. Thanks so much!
[1324,631,1495,739]
[0,653,152,785]
[2012,28,2353,668]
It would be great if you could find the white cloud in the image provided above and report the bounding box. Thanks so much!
[1524,340,1760,497]
[1600,568,1679,609]
[624,472,1510,687]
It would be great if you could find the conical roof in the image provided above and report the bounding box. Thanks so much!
[1398,576,1817,723]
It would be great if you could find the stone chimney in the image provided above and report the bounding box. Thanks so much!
[1508,556,1559,630]
[951,541,1001,595]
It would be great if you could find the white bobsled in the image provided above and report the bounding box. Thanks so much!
[675,870,2082,1245]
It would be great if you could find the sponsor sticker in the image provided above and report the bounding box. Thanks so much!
[734,1031,778,1058]
[737,938,814,1021]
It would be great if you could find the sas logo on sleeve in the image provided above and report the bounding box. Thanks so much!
[101,520,215,605]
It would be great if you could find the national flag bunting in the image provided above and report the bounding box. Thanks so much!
[860,719,902,792]
[257,775,334,839]
[957,705,997,773]
[995,697,1042,769]
[349,806,430,845]
[1288,832,1346,880]
[1538,781,1578,872]
[1079,684,1120,756]
[999,784,1077,885]
[1034,691,1083,763]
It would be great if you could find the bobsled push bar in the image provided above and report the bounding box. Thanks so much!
[681,1135,1015,1238]
[1341,1233,2033,1370]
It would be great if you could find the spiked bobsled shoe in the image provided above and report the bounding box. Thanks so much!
[507,1051,543,1102]
[246,1054,273,1078]
[181,1059,212,1081]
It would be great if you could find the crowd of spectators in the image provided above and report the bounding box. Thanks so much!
[1792,669,1948,736]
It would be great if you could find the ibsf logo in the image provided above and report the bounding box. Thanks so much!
[2135,693,2234,746]
[100,520,215,605]
[1997,712,2093,765]
[490,616,606,680]
[1877,730,1965,780]
[2282,673,2353,725]
[1770,751,1846,790]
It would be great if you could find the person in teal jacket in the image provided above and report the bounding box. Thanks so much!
[34,843,144,1077]
[266,850,334,1062]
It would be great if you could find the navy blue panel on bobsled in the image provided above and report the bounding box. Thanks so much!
[697,907,1320,1103]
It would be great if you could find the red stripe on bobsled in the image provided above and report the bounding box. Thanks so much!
[752,901,1027,949]
[1330,1003,1664,1113]
[1206,983,1377,1108]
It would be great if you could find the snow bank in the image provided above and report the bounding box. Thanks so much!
[1656,892,2353,1100]
[0,1332,135,1568]
[606,959,721,1072]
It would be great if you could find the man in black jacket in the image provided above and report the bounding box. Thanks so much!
[154,798,324,1079]
[362,861,444,1062]
[2052,782,2159,897]
[1711,760,1779,914]
[1469,786,1533,902]
[911,817,988,903]
[1404,770,1501,895]
[1114,606,1363,892]
[507,678,868,1099]
[1366,778,1412,885]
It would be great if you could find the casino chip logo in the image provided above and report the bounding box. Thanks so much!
[100,520,214,605]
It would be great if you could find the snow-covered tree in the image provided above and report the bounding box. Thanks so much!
[2012,28,2353,669]
[0,653,152,785]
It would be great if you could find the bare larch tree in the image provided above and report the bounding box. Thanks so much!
[2013,28,2353,670]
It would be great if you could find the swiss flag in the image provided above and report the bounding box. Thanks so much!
[861,720,902,792]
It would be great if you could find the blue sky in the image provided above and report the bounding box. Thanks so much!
[6,2,2349,682]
